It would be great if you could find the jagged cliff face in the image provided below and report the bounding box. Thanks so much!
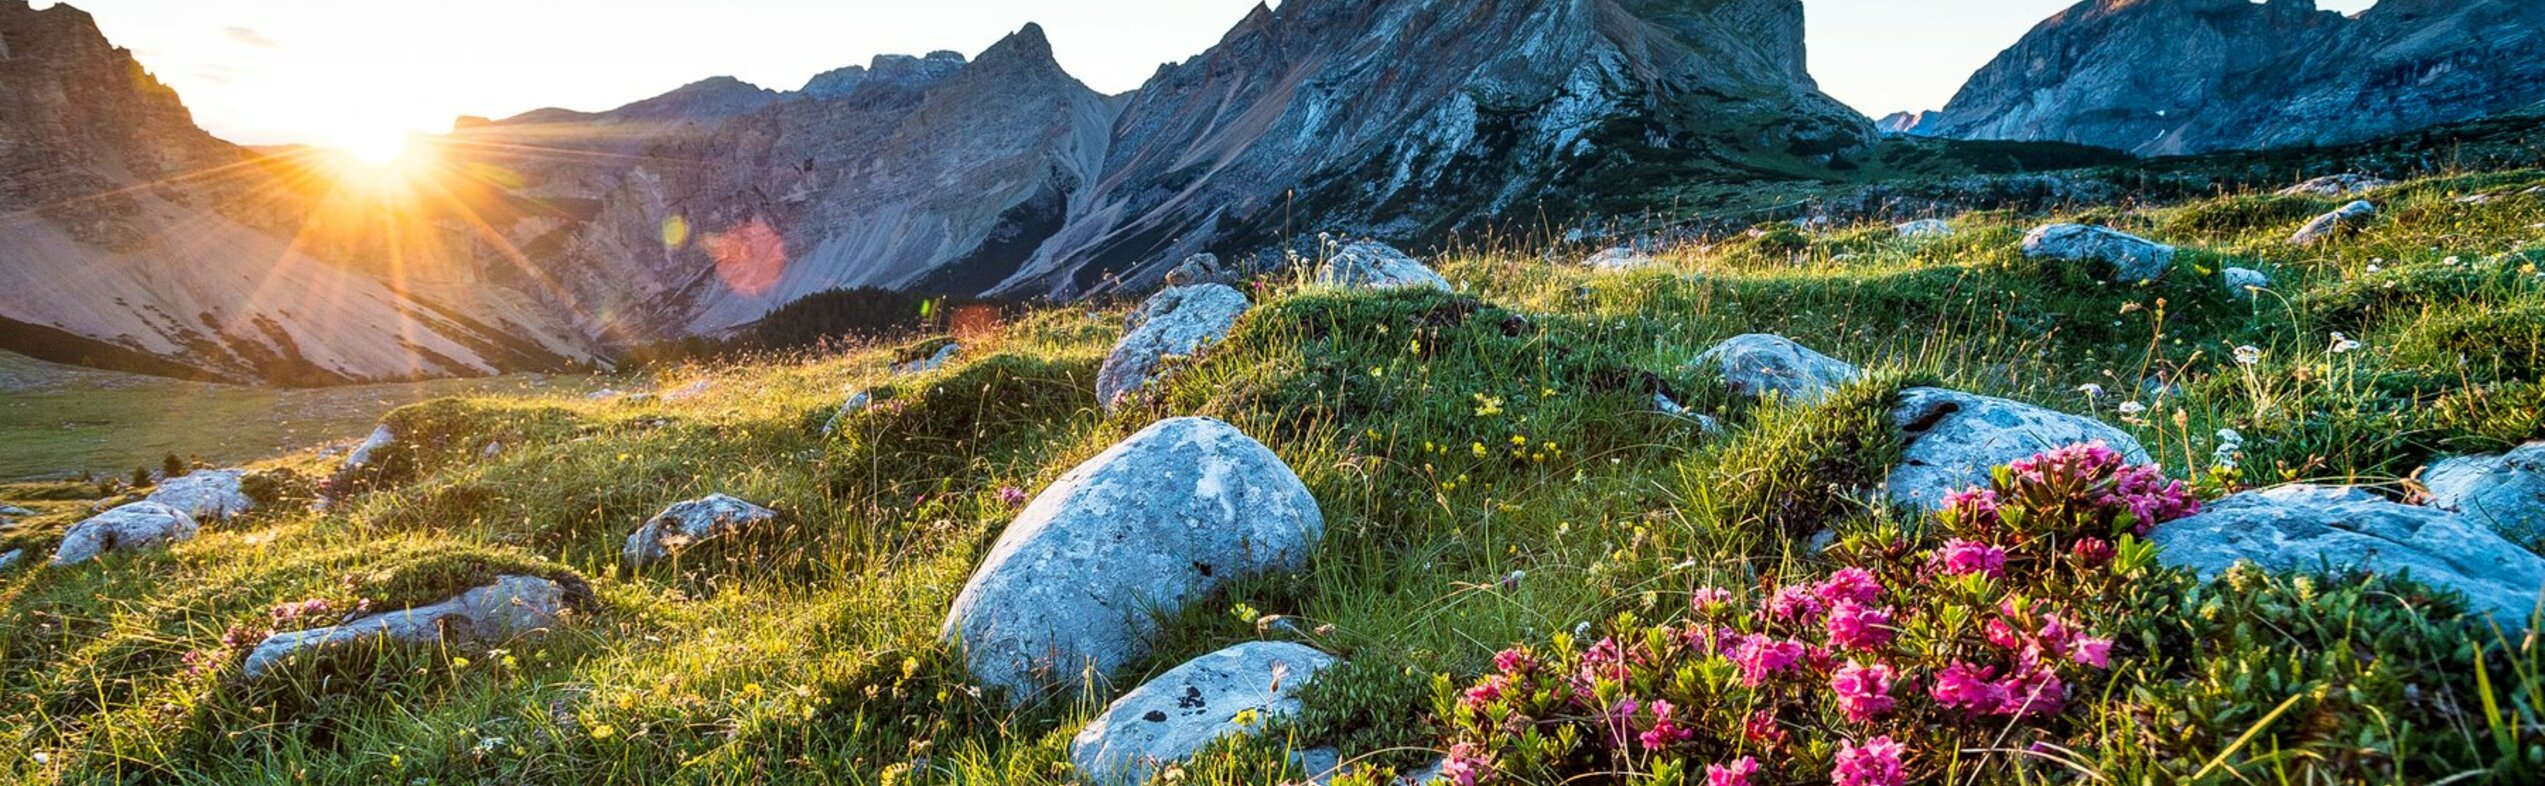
[481,26,1114,338]
[992,0,1871,298]
[0,0,596,384]
[1926,0,2545,156]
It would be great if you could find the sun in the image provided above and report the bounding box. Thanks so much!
[310,127,443,193]
[333,129,418,169]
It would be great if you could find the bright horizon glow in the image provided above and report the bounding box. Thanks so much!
[43,0,2382,147]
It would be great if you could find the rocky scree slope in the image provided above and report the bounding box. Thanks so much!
[1920,0,2545,156]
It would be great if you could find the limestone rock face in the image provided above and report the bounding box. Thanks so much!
[2022,224,2176,283]
[942,417,1323,701]
[2425,443,2545,544]
[1888,388,2149,511]
[51,502,198,566]
[2151,485,2545,628]
[147,469,253,522]
[1924,0,2545,156]
[1068,642,1340,786]
[1316,242,1452,292]
[1689,334,1860,404]
[624,494,779,565]
[2292,201,2377,246]
[1098,285,1252,411]
[242,575,573,680]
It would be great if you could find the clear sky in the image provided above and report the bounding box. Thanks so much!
[39,0,2380,151]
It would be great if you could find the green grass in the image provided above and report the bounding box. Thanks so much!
[2,168,2543,784]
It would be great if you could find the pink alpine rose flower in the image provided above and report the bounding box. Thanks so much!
[1830,661,1898,724]
[1706,756,1761,786]
[1832,736,1909,786]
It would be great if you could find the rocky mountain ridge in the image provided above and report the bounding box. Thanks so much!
[1920,0,2545,155]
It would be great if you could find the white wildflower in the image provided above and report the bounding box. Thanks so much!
[2233,345,2262,366]
[2118,401,2148,417]
[2217,428,2245,445]
[2331,332,2363,354]
[2076,383,2107,399]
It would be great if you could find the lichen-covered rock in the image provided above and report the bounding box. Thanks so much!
[2280,174,2394,198]
[52,502,198,566]
[1583,246,1656,271]
[2021,224,2176,282]
[1316,241,1450,292]
[2425,443,2545,544]
[242,575,572,680]
[1887,388,2149,511]
[2291,200,2376,246]
[1098,284,1251,411]
[1068,642,1340,786]
[344,425,395,472]
[1689,334,1860,404]
[2223,266,2271,298]
[942,417,1323,701]
[2150,485,2545,628]
[1163,253,1238,287]
[147,469,253,521]
[1895,219,1952,239]
[624,494,779,565]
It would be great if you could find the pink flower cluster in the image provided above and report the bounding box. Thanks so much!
[1833,736,1908,786]
[1928,601,2114,719]
[1932,539,2007,579]
[270,598,334,625]
[2103,463,2201,533]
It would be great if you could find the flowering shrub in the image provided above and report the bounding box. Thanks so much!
[1400,443,2201,785]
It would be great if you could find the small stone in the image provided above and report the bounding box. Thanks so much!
[147,469,254,522]
[1689,334,1860,404]
[2278,174,2392,198]
[1895,219,1952,239]
[51,502,199,566]
[820,391,873,436]
[2223,267,2271,298]
[900,343,962,374]
[1068,642,1340,786]
[624,494,778,565]
[0,549,23,571]
[344,425,395,472]
[1163,253,1237,287]
[1583,246,1656,271]
[2291,200,2376,246]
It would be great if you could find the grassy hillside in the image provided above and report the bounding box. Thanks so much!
[3,167,2544,785]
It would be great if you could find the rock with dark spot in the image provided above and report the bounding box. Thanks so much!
[1069,642,1340,786]
[1317,241,1450,292]
[1098,284,1251,411]
[242,575,573,680]
[2425,443,2545,544]
[943,417,1323,702]
[2022,224,2175,282]
[52,502,198,566]
[2151,485,2545,629]
[624,494,779,565]
[1887,388,2149,511]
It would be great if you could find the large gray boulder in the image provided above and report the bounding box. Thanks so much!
[1069,642,1341,786]
[942,417,1324,701]
[2022,224,2176,282]
[147,469,253,522]
[1690,334,1860,404]
[2425,443,2545,544]
[624,494,779,565]
[2151,485,2545,628]
[1317,241,1450,292]
[1888,388,2149,511]
[1098,285,1251,412]
[52,502,199,566]
[2291,200,2376,246]
[242,575,572,680]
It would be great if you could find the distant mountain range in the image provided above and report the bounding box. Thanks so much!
[2,0,2539,383]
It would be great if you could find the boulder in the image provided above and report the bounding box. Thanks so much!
[624,494,779,565]
[1583,246,1656,272]
[1689,334,1861,404]
[147,469,253,521]
[2223,266,2271,298]
[2150,485,2545,628]
[0,549,23,571]
[1887,388,2149,511]
[1098,284,1252,411]
[1895,219,1953,239]
[344,425,395,472]
[1654,394,1726,435]
[242,575,573,680]
[2021,224,2176,282]
[2291,200,2376,246]
[942,417,1324,701]
[1069,642,1341,786]
[2279,174,2392,198]
[2425,443,2545,543]
[1164,253,1238,287]
[52,502,199,566]
[1317,241,1451,292]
